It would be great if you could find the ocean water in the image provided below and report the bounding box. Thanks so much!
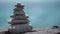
[0,0,60,28]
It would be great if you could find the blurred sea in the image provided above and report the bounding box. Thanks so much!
[0,0,60,28]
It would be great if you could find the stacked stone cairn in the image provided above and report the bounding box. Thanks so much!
[8,3,32,34]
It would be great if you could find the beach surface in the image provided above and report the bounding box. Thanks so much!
[0,26,60,34]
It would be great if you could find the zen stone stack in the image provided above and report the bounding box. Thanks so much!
[8,3,32,34]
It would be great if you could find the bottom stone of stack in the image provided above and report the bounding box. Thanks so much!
[8,23,32,33]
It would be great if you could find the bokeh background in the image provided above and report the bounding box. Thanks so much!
[0,0,60,28]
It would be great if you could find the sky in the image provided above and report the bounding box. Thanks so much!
[0,0,60,28]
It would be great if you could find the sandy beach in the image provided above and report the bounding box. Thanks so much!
[0,26,60,34]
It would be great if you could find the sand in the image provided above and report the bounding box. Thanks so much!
[0,26,60,34]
